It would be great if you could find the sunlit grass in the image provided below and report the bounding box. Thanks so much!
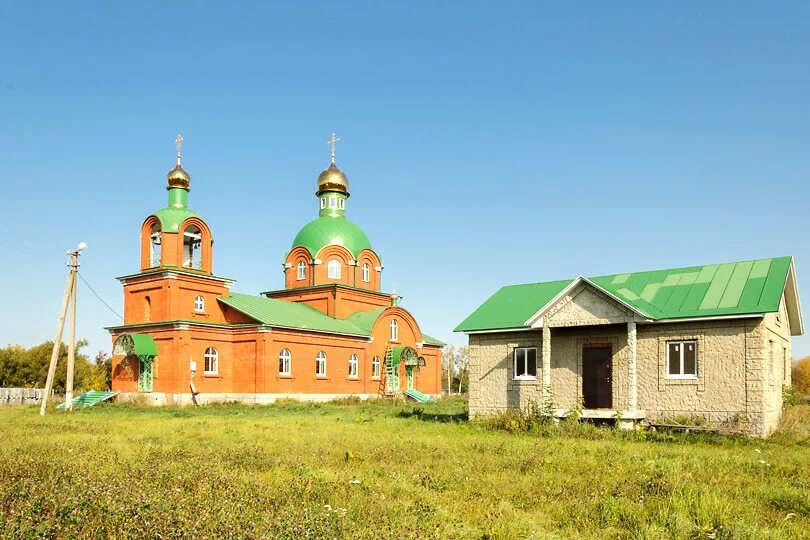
[2,398,809,539]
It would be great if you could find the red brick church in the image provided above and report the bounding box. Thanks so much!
[108,135,443,404]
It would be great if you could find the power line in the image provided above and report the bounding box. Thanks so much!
[77,272,123,321]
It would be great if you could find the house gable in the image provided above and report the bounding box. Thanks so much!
[544,281,637,328]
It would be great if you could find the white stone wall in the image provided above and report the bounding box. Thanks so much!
[467,313,791,436]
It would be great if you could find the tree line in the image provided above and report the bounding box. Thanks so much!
[0,341,111,393]
[441,345,469,394]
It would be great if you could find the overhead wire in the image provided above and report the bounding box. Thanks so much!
[77,272,124,321]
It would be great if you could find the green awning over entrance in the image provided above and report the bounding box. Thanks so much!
[113,333,158,357]
[390,346,424,367]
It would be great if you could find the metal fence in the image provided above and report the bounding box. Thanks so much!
[0,388,46,406]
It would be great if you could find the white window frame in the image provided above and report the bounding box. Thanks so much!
[348,354,359,379]
[203,347,218,375]
[328,259,341,279]
[666,340,698,379]
[194,295,205,312]
[372,356,381,379]
[316,351,327,377]
[390,319,399,341]
[279,348,291,376]
[297,260,307,281]
[513,346,538,380]
[328,196,337,209]
[338,198,345,210]
[361,262,370,282]
[320,197,326,209]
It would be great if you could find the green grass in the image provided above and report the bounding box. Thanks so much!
[2,398,809,539]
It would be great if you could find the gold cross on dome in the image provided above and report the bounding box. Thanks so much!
[327,133,340,163]
[175,133,184,165]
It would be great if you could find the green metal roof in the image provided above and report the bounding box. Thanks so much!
[219,293,369,337]
[455,280,571,332]
[456,257,796,332]
[152,206,201,234]
[421,333,445,346]
[219,295,446,345]
[291,216,373,259]
[343,308,386,333]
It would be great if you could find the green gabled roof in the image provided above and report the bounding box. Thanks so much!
[456,257,797,333]
[455,280,572,332]
[219,293,369,337]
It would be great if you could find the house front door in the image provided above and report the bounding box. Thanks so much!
[582,346,612,408]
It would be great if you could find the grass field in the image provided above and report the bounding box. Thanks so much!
[2,398,810,539]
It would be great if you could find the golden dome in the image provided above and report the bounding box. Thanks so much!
[167,163,190,190]
[316,162,349,196]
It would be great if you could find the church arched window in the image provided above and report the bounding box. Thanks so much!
[316,351,327,377]
[348,354,358,378]
[361,262,370,283]
[149,223,161,267]
[194,296,205,312]
[297,260,307,281]
[182,225,202,270]
[279,348,291,376]
[328,259,341,279]
[390,319,399,341]
[372,356,381,379]
[204,347,218,374]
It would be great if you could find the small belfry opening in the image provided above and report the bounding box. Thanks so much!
[149,224,161,267]
[182,225,203,270]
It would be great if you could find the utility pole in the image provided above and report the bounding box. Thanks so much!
[40,242,87,415]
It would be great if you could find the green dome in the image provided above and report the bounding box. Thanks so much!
[291,216,373,259]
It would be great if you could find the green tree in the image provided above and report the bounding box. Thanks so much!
[793,356,810,396]
[0,340,97,392]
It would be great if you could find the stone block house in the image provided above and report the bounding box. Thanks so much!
[456,257,803,436]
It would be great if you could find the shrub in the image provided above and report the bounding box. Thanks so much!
[783,384,802,407]
[792,356,810,395]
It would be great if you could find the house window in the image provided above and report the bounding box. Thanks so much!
[204,347,218,375]
[194,296,205,312]
[316,351,327,377]
[328,259,341,279]
[667,340,697,378]
[390,319,398,341]
[297,260,307,281]
[348,354,358,378]
[372,356,381,379]
[513,347,537,380]
[279,348,291,376]
[328,196,336,209]
[361,263,370,283]
[338,198,345,210]
[320,197,326,209]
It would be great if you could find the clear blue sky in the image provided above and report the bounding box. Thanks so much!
[1,2,809,358]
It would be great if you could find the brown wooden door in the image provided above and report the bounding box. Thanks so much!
[582,347,612,409]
